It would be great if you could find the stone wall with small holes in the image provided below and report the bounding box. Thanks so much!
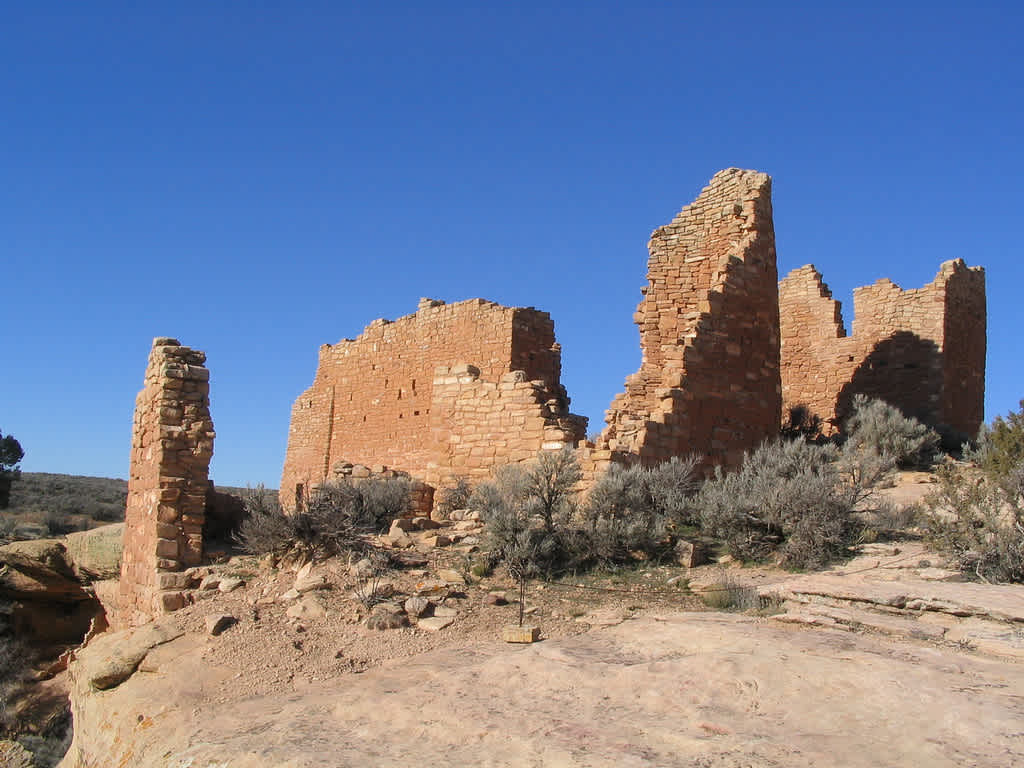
[280,298,584,509]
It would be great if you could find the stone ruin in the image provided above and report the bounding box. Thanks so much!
[779,259,986,438]
[281,167,987,506]
[117,169,987,619]
[280,298,587,510]
[597,168,781,470]
[119,338,214,625]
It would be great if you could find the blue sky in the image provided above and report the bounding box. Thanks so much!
[3,2,1021,487]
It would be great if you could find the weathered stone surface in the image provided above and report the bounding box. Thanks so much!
[502,625,540,643]
[279,298,586,510]
[366,603,408,630]
[63,523,124,581]
[779,260,985,437]
[61,612,1024,767]
[598,169,781,473]
[74,622,184,690]
[417,616,454,632]
[286,596,326,621]
[120,338,214,624]
[404,597,430,618]
[205,614,237,636]
[218,577,244,593]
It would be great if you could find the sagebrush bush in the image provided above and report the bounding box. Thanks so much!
[923,461,1024,583]
[695,439,878,569]
[582,456,700,566]
[473,450,580,577]
[435,475,473,518]
[965,399,1024,485]
[236,477,408,559]
[844,395,940,469]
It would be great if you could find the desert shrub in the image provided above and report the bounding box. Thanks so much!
[355,476,412,531]
[923,461,1024,583]
[781,404,826,444]
[473,449,581,577]
[698,572,761,611]
[435,476,472,518]
[237,479,405,560]
[41,511,77,537]
[695,439,877,569]
[235,485,292,556]
[964,399,1024,486]
[581,456,700,565]
[844,395,940,469]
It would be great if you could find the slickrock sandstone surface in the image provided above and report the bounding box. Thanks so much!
[600,168,781,469]
[120,338,214,625]
[61,608,1024,767]
[779,259,985,436]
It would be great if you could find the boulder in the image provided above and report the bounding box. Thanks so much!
[205,614,237,636]
[63,523,124,581]
[366,603,408,630]
[74,623,184,690]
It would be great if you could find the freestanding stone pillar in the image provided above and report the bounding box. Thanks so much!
[119,338,214,625]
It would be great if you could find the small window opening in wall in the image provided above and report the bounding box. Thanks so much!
[414,410,420,416]
[397,389,403,400]
[399,413,403,419]
[411,379,417,392]
[362,415,367,422]
[384,378,389,388]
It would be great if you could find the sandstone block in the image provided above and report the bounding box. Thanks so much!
[502,625,540,643]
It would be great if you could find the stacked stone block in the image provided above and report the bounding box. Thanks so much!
[600,168,782,469]
[426,364,587,487]
[779,259,985,437]
[281,298,584,510]
[119,338,214,624]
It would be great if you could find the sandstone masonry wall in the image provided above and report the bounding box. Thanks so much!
[599,168,782,469]
[428,364,587,486]
[119,338,214,625]
[281,298,584,509]
[778,259,985,436]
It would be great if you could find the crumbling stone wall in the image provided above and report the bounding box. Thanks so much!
[779,259,985,437]
[119,338,214,625]
[427,364,587,486]
[599,168,782,469]
[281,298,584,509]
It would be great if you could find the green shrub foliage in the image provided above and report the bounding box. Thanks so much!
[924,461,1024,583]
[695,439,880,569]
[965,399,1024,485]
[844,395,940,469]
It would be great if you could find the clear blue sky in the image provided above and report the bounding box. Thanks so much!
[3,2,1021,487]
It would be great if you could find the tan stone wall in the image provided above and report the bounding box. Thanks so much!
[119,338,214,625]
[281,298,584,509]
[779,259,985,437]
[600,168,782,469]
[426,364,587,488]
